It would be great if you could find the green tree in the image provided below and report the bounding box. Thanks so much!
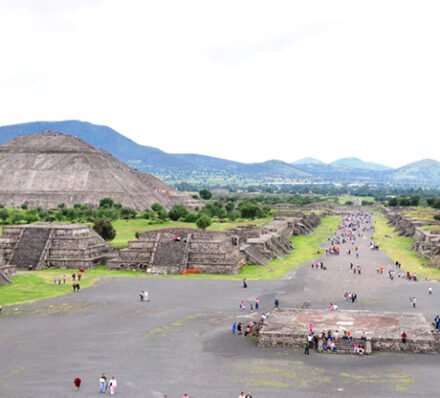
[169,205,190,221]
[152,203,165,213]
[99,198,114,208]
[93,218,116,241]
[0,208,9,222]
[388,198,398,207]
[196,214,212,229]
[199,189,212,200]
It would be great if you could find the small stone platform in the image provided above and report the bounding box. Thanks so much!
[258,308,436,354]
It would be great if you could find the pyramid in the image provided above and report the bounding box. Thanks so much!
[0,131,198,210]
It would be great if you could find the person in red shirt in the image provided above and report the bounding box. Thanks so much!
[401,332,407,343]
[74,377,81,391]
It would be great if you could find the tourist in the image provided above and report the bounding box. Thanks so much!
[412,297,416,308]
[78,273,82,281]
[99,373,107,393]
[74,377,81,391]
[239,392,245,398]
[140,291,144,301]
[245,393,253,398]
[182,394,189,398]
[72,273,76,281]
[144,290,150,301]
[401,332,407,343]
[232,322,236,335]
[429,287,433,295]
[63,274,66,284]
[109,376,117,395]
[304,340,309,355]
[237,322,242,335]
[309,323,313,333]
[54,277,57,284]
[243,278,247,288]
[255,298,259,310]
[274,298,279,308]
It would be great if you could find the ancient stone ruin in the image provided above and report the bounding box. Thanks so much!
[258,308,437,354]
[0,223,113,271]
[0,131,198,210]
[384,209,440,266]
[108,213,322,274]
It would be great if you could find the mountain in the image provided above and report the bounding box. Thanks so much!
[391,159,440,185]
[291,157,324,165]
[0,121,309,184]
[330,157,392,171]
[0,131,198,210]
[1,121,440,186]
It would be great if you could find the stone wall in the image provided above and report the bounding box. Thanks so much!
[0,224,114,270]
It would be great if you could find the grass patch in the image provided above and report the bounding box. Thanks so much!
[374,216,440,281]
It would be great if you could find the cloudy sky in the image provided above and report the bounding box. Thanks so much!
[1,0,439,167]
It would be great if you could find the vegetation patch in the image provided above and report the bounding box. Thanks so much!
[374,216,440,281]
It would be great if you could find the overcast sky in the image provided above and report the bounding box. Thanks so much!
[1,0,439,167]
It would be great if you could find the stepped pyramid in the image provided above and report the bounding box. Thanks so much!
[0,131,198,210]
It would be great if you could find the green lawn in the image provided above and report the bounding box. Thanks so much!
[1,216,341,305]
[374,216,440,281]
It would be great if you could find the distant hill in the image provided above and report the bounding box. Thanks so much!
[391,159,440,185]
[0,121,309,184]
[291,157,324,165]
[1,120,439,186]
[330,157,392,171]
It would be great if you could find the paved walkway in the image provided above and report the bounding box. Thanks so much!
[1,214,440,397]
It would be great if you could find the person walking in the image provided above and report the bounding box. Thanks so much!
[274,298,279,308]
[255,298,259,310]
[412,297,416,308]
[243,278,248,288]
[99,373,107,393]
[429,287,433,295]
[304,340,309,355]
[109,376,117,395]
[74,377,81,391]
[232,322,237,335]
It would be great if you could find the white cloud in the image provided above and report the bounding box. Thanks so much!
[0,0,439,168]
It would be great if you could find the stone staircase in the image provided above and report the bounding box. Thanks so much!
[242,244,272,265]
[152,239,187,269]
[9,228,51,270]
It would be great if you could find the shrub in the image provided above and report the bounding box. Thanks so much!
[199,189,212,200]
[169,205,190,221]
[93,218,116,241]
[196,214,212,230]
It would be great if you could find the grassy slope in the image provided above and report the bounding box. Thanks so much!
[374,216,440,281]
[0,216,341,305]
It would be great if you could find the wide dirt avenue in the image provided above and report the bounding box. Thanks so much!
[1,214,440,397]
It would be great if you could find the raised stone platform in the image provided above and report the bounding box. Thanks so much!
[258,308,436,354]
[0,223,113,270]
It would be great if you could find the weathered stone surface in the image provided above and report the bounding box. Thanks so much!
[0,223,114,270]
[0,131,198,211]
[259,308,436,354]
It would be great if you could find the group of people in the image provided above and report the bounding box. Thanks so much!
[238,392,253,398]
[139,290,150,301]
[74,374,117,394]
[53,275,67,284]
[311,261,327,270]
[343,292,358,303]
[99,374,117,394]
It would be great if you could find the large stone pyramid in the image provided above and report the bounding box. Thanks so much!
[0,131,198,210]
